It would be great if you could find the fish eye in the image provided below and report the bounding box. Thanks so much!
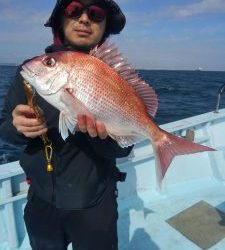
[42,56,56,67]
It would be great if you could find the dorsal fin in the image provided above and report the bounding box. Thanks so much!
[90,41,158,117]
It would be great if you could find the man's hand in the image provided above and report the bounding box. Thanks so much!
[12,105,47,138]
[77,114,108,139]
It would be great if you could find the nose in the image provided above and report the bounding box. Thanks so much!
[78,11,90,24]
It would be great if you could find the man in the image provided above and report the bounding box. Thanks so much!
[0,0,132,249]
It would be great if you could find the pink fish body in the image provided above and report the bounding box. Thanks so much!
[20,42,215,182]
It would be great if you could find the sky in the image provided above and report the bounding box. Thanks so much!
[0,0,225,71]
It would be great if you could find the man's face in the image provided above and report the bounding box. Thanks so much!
[62,0,107,51]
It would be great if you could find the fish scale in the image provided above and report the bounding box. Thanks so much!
[73,68,137,124]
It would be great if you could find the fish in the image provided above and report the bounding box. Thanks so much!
[20,41,215,183]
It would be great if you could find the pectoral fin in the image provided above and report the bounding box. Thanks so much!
[59,111,77,140]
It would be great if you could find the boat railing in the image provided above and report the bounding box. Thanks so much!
[118,109,225,167]
[215,83,225,113]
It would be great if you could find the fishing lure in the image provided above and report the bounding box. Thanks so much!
[23,80,53,172]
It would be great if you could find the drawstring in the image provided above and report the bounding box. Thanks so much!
[53,31,63,46]
[23,80,54,172]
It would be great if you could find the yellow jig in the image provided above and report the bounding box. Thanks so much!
[23,80,54,172]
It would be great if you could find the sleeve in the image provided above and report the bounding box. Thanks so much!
[86,135,133,159]
[0,66,30,145]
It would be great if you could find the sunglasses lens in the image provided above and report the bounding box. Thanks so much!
[64,2,83,18]
[88,6,106,22]
[64,2,106,23]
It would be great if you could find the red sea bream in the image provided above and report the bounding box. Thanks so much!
[20,41,215,182]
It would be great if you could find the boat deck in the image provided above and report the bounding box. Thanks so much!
[118,178,225,250]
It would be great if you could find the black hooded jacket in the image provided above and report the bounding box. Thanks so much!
[0,45,133,209]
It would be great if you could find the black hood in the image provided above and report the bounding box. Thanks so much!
[45,0,126,35]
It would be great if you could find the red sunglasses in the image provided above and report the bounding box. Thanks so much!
[64,1,107,23]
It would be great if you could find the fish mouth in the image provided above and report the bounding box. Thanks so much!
[20,65,36,82]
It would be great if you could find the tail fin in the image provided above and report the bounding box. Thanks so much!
[154,130,215,183]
